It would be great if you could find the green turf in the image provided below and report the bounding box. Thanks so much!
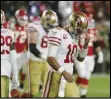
[87,74,110,97]
[24,74,110,97]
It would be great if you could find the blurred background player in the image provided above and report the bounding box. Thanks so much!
[42,11,90,97]
[11,9,28,93]
[58,1,73,26]
[26,10,58,97]
[75,13,104,98]
[1,10,19,97]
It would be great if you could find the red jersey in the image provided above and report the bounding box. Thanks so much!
[14,24,27,53]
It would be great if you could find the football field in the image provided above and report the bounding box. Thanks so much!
[24,74,110,97]
[85,74,110,97]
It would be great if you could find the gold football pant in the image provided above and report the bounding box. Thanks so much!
[1,76,9,97]
[42,70,80,97]
[29,59,49,97]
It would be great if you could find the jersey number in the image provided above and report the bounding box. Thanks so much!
[14,31,26,43]
[64,44,77,63]
[1,35,12,54]
[41,36,48,48]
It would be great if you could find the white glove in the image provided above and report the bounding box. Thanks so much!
[97,51,104,63]
[11,75,20,90]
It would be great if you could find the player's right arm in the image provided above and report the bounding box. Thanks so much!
[47,28,73,83]
[26,24,46,59]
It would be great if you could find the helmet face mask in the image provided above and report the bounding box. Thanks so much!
[69,11,88,39]
[41,10,58,30]
[69,26,84,39]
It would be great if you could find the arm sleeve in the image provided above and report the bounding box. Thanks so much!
[29,43,41,58]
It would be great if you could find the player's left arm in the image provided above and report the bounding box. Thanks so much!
[26,26,46,60]
[47,44,74,83]
[77,34,90,62]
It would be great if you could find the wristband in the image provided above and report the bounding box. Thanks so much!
[58,66,65,74]
[79,48,88,58]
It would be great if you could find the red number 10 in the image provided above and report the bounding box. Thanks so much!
[64,44,77,63]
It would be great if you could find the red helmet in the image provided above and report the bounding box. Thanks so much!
[15,9,28,26]
[1,10,6,24]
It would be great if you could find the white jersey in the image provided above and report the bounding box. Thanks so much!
[48,27,80,74]
[1,28,14,77]
[27,21,48,61]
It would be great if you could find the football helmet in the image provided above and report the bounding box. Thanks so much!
[15,9,28,26]
[1,10,5,24]
[41,10,58,30]
[68,11,88,39]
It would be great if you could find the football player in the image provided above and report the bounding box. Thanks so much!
[1,10,19,97]
[26,10,58,97]
[12,9,28,92]
[75,13,103,98]
[42,11,90,97]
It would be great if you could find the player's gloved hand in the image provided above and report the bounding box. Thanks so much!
[11,75,20,90]
[62,70,74,83]
[83,34,90,49]
[97,51,104,63]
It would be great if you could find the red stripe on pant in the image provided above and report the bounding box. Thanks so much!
[47,72,54,97]
[76,76,88,85]
[42,70,53,97]
[42,71,51,97]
